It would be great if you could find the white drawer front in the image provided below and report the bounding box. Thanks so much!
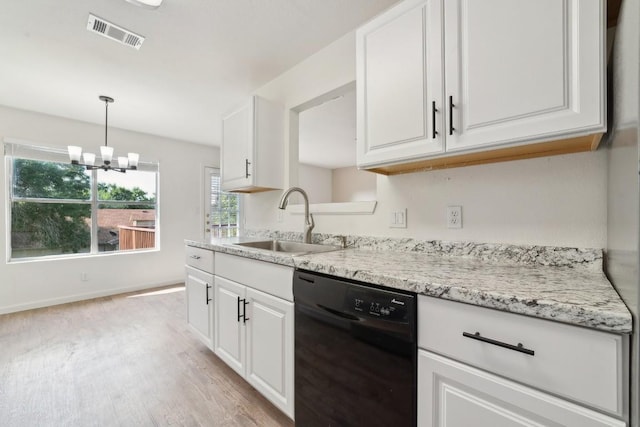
[215,253,293,301]
[185,246,214,274]
[418,296,627,416]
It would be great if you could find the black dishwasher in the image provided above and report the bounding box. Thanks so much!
[294,270,416,427]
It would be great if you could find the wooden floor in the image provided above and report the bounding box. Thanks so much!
[0,285,294,427]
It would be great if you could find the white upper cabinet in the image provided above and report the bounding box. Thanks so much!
[445,0,605,152]
[356,0,605,173]
[357,0,444,167]
[221,96,284,192]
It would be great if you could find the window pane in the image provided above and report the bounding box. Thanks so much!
[97,204,156,252]
[210,174,240,238]
[13,159,90,200]
[97,169,156,204]
[11,202,91,258]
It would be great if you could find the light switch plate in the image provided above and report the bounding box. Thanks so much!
[390,208,407,228]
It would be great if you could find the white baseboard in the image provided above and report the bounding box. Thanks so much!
[0,279,184,315]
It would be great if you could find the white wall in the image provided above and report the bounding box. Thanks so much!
[333,166,376,203]
[247,31,608,249]
[299,163,332,203]
[0,105,218,313]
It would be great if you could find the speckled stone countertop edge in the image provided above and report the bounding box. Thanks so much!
[291,253,631,334]
[185,236,631,334]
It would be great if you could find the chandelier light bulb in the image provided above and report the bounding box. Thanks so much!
[68,146,82,163]
[100,145,114,163]
[83,152,96,166]
[128,152,139,169]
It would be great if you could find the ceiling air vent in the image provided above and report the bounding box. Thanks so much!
[87,14,145,50]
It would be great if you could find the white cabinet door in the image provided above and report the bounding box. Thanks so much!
[245,287,294,418]
[214,276,246,377]
[221,100,253,191]
[418,350,625,427]
[185,266,213,349]
[356,0,443,168]
[444,0,605,152]
[221,96,284,192]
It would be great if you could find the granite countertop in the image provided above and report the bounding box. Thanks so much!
[185,233,632,334]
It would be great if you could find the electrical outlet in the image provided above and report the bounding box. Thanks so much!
[390,208,407,228]
[447,206,462,229]
[81,272,88,282]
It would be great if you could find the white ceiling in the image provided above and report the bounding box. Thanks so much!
[0,0,398,146]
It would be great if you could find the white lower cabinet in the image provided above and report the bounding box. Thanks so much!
[417,295,628,427]
[418,350,625,427]
[185,266,214,348]
[185,246,214,350]
[245,287,294,415]
[214,253,294,419]
[214,276,245,374]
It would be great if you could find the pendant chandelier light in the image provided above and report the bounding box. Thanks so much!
[68,95,139,173]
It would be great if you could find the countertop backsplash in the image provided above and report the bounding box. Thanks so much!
[242,229,603,270]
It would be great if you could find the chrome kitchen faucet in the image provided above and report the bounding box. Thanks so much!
[278,187,314,243]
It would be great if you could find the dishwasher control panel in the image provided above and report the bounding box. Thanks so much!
[348,289,410,321]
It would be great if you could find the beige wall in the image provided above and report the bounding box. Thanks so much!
[0,105,218,313]
[248,31,608,249]
[332,166,376,203]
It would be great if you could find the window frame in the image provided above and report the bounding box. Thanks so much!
[5,140,159,262]
[206,167,241,239]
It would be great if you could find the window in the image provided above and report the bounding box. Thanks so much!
[207,168,240,238]
[6,142,158,260]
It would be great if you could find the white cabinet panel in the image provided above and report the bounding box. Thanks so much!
[214,276,246,376]
[418,350,625,427]
[445,0,605,152]
[356,0,605,172]
[185,265,214,349]
[221,101,252,190]
[212,256,294,419]
[357,0,443,167]
[418,296,627,416]
[215,252,293,301]
[221,96,284,192]
[246,287,294,417]
[185,245,214,274]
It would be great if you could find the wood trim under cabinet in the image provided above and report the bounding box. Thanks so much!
[363,133,603,175]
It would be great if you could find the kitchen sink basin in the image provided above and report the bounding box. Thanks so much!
[231,240,340,255]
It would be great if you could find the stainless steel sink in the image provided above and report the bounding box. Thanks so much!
[231,240,340,255]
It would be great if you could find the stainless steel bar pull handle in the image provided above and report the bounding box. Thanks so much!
[237,296,242,322]
[449,96,455,135]
[432,101,438,139]
[190,255,201,259]
[206,284,212,305]
[462,331,535,356]
[245,159,251,178]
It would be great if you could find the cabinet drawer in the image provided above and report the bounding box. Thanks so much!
[215,253,293,301]
[185,246,214,274]
[418,296,627,416]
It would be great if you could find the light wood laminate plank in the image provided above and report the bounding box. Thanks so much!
[0,285,293,427]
